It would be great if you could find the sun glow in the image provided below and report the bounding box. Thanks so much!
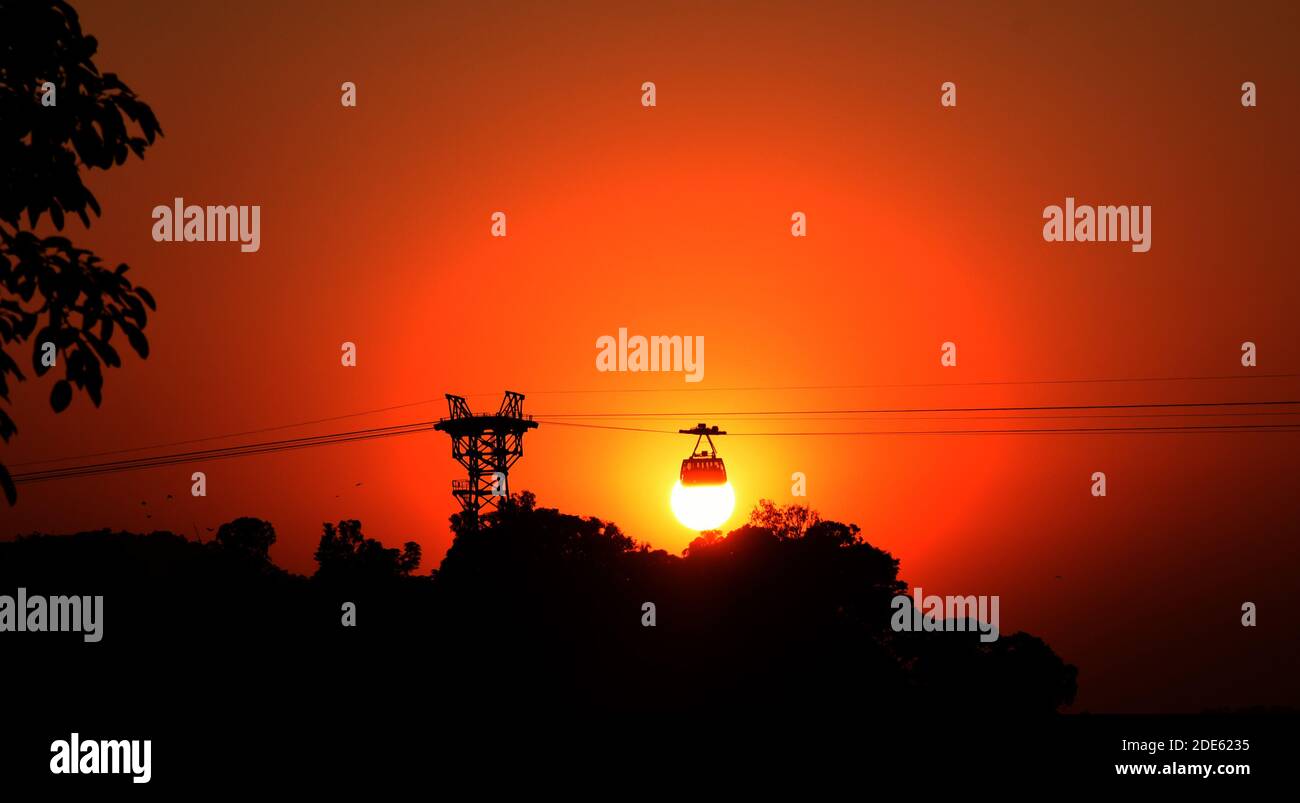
[670,480,736,531]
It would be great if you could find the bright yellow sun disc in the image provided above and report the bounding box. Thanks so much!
[670,480,736,531]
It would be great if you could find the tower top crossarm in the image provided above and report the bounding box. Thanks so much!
[497,390,527,418]
[444,394,474,420]
[433,392,538,437]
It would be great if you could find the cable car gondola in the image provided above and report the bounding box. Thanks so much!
[678,423,727,485]
[671,423,735,530]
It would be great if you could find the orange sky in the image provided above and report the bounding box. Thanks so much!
[3,0,1299,712]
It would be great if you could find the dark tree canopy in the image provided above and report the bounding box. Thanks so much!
[0,497,1079,723]
[314,519,421,582]
[437,495,1077,715]
[0,0,162,503]
[213,516,277,564]
[748,497,822,540]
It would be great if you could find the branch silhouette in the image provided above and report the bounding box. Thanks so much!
[0,0,162,503]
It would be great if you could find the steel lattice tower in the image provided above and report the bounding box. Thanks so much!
[434,391,538,526]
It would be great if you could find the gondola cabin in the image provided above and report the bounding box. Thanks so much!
[680,455,727,485]
[677,423,728,486]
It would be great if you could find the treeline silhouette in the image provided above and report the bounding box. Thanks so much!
[1,495,1076,725]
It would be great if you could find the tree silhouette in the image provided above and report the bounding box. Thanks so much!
[0,0,162,503]
[0,496,1079,721]
[433,494,1076,715]
[313,519,421,582]
[213,516,277,565]
[748,497,821,540]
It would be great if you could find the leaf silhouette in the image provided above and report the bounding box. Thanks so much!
[50,379,72,413]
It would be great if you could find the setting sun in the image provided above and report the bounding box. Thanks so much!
[670,479,736,531]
